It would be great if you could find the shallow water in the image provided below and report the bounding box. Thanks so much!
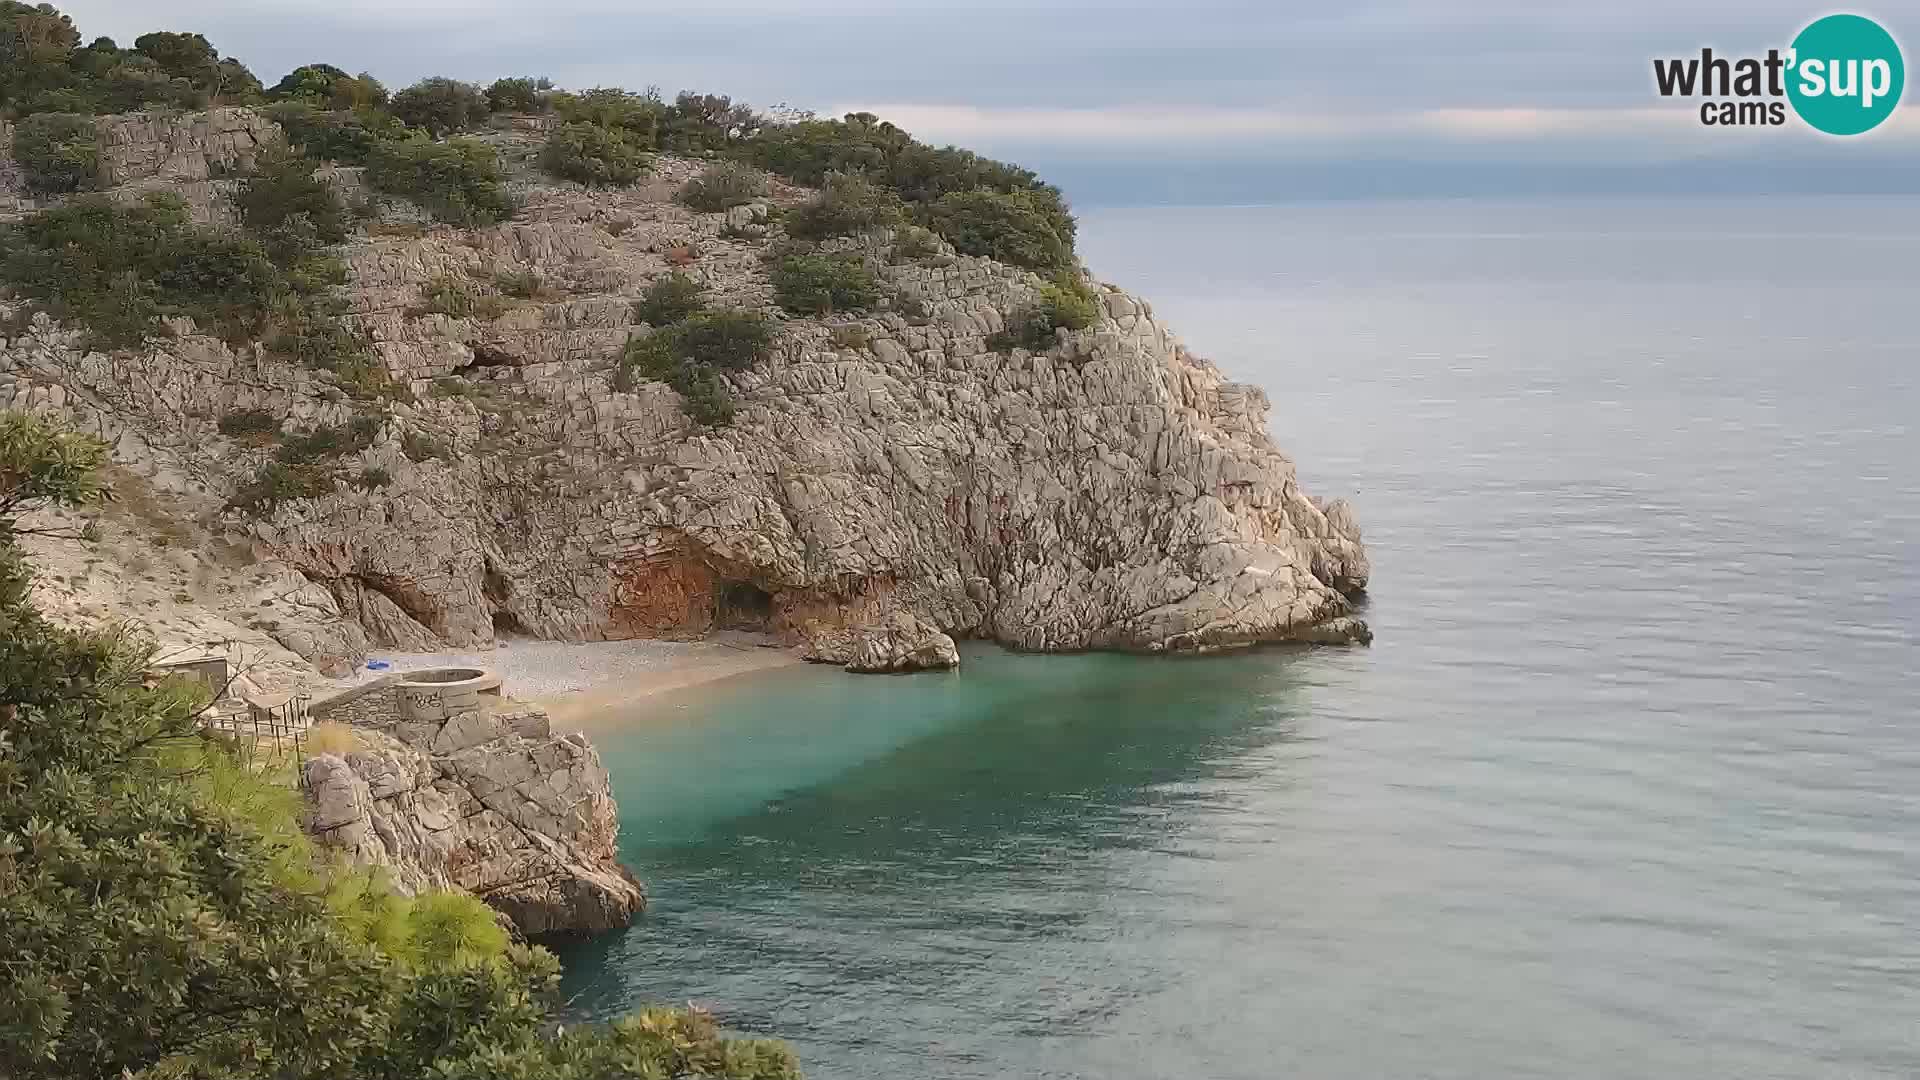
[559,198,1920,1078]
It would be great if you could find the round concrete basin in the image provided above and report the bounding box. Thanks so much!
[394,667,503,721]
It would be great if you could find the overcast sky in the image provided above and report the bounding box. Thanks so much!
[52,0,1920,203]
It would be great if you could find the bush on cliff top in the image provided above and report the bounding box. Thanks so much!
[0,410,803,1079]
[540,120,650,187]
[783,172,904,240]
[388,75,489,137]
[677,160,769,212]
[365,135,517,227]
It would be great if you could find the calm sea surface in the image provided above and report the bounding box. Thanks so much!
[559,199,1920,1078]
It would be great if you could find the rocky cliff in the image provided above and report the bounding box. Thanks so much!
[1,109,1369,683]
[300,699,645,937]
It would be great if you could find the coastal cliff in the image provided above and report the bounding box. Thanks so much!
[1,109,1369,681]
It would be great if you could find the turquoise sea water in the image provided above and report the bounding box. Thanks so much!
[559,199,1920,1078]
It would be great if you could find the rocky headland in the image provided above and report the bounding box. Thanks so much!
[1,108,1370,689]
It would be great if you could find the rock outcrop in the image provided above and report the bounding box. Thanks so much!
[1,108,1370,681]
[301,703,645,937]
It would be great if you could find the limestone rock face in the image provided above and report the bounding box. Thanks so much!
[300,705,644,937]
[2,108,1372,680]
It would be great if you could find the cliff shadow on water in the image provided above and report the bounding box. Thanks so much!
[554,644,1326,1044]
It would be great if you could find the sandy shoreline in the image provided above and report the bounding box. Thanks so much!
[341,632,803,726]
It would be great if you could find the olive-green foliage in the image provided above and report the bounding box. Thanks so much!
[216,408,279,439]
[2,420,802,1078]
[365,136,516,227]
[926,188,1075,271]
[674,308,776,371]
[738,112,1076,266]
[550,88,760,153]
[663,90,762,150]
[614,308,772,425]
[264,101,404,164]
[486,75,551,113]
[413,273,511,321]
[615,334,735,426]
[987,272,1100,352]
[1,6,260,118]
[553,87,668,143]
[1038,270,1100,331]
[0,410,109,525]
[633,271,705,327]
[226,457,335,510]
[235,143,351,256]
[676,160,768,212]
[268,63,387,110]
[771,251,878,315]
[10,111,99,192]
[388,76,489,137]
[230,414,380,510]
[0,193,285,348]
[783,172,903,240]
[539,121,650,187]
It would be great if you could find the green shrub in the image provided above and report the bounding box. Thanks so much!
[987,273,1100,352]
[486,76,552,113]
[784,173,903,240]
[0,193,287,349]
[677,161,769,212]
[663,91,762,151]
[216,409,279,439]
[355,466,392,490]
[615,333,738,425]
[412,273,510,320]
[925,188,1075,271]
[268,63,387,109]
[264,102,403,164]
[771,251,878,315]
[893,224,941,259]
[553,87,667,144]
[633,271,704,326]
[227,459,333,510]
[1038,271,1100,331]
[539,121,649,187]
[366,137,516,226]
[389,76,489,136]
[12,112,101,193]
[674,308,775,371]
[613,308,771,424]
[235,144,351,255]
[274,417,377,465]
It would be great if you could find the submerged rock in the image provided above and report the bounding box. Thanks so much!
[300,705,644,937]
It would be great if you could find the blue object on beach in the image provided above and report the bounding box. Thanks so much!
[366,659,391,670]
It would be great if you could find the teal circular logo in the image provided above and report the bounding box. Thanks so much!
[1787,14,1905,135]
